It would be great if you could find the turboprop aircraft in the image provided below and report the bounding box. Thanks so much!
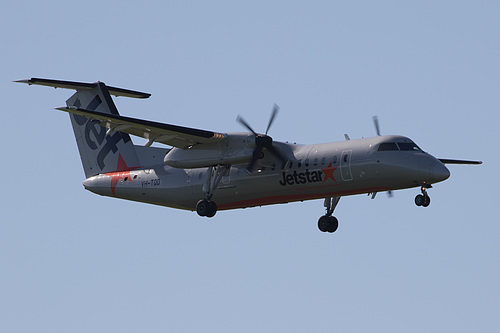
[16,78,482,233]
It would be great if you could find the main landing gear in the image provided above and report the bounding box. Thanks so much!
[318,197,341,233]
[196,165,229,218]
[196,199,217,218]
[415,185,431,207]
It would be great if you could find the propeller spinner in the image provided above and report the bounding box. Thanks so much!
[237,104,288,172]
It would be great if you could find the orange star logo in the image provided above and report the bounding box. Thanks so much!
[106,154,140,195]
[321,162,338,183]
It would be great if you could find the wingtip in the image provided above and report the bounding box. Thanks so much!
[55,106,76,112]
[13,79,30,84]
[438,158,483,165]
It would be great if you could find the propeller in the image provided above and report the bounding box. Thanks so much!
[372,115,392,197]
[373,115,381,136]
[237,104,288,172]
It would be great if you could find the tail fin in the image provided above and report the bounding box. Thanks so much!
[17,78,150,178]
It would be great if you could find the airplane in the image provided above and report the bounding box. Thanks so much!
[16,78,482,233]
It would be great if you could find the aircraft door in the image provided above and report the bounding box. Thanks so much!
[340,150,353,181]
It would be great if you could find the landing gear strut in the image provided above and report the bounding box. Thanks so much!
[415,185,431,207]
[318,197,341,233]
[196,165,229,218]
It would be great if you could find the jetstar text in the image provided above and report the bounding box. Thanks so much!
[279,169,323,186]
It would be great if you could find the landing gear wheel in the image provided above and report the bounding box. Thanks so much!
[196,200,209,216]
[318,216,339,233]
[415,194,424,206]
[318,216,329,232]
[327,216,339,233]
[196,200,217,217]
[206,201,217,218]
[415,192,431,207]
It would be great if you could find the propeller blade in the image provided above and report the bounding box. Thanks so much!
[237,115,257,135]
[265,104,279,135]
[247,145,264,172]
[373,116,381,136]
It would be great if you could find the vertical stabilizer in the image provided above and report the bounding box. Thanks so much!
[65,82,140,177]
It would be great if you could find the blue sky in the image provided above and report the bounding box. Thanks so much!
[1,1,499,332]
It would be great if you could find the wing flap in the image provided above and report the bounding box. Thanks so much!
[56,106,227,148]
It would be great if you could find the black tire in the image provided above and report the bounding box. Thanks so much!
[318,216,329,232]
[422,195,431,207]
[196,200,210,217]
[206,201,217,218]
[327,216,339,233]
[415,194,424,206]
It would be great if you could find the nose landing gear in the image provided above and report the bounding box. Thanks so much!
[415,186,431,207]
[318,197,341,233]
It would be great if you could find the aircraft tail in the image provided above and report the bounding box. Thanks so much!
[17,78,151,178]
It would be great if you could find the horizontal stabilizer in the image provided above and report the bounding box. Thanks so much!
[438,158,482,165]
[15,77,151,99]
[56,106,227,148]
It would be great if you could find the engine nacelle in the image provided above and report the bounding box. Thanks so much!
[164,133,254,168]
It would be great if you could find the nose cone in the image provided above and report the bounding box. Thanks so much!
[433,162,450,183]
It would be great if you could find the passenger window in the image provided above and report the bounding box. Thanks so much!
[332,156,337,164]
[377,142,399,151]
[313,158,318,166]
[305,159,310,167]
[321,157,326,165]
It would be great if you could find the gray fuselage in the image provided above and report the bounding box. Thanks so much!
[82,135,450,212]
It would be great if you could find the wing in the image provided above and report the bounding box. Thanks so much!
[438,158,482,165]
[56,106,227,148]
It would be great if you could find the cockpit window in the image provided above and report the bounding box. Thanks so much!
[397,142,421,151]
[377,142,399,151]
